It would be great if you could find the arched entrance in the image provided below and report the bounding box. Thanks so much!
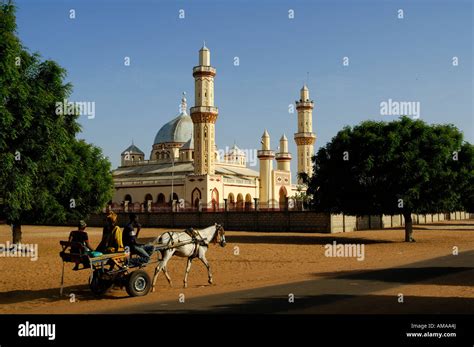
[157,193,165,205]
[124,194,132,203]
[211,188,219,211]
[228,193,235,210]
[236,193,244,210]
[191,188,201,209]
[279,186,287,210]
[245,194,252,211]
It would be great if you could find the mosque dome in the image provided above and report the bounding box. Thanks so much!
[153,93,193,145]
[180,133,194,150]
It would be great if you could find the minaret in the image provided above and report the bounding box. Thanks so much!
[295,84,316,183]
[191,44,218,175]
[276,134,291,171]
[257,130,275,205]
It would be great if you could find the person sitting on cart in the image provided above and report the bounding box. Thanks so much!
[68,220,93,270]
[96,212,113,253]
[123,213,153,264]
[96,212,124,254]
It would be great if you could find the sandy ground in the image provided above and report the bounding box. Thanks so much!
[0,221,473,314]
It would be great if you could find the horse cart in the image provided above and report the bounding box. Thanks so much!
[59,241,148,297]
[59,224,226,297]
[59,239,195,297]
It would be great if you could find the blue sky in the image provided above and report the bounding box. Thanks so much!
[14,0,473,176]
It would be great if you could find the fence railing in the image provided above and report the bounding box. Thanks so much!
[104,199,306,213]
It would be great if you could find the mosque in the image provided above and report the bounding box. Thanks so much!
[111,45,316,211]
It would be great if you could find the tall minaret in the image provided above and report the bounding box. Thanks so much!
[191,44,218,175]
[257,130,275,205]
[295,84,316,183]
[276,134,291,172]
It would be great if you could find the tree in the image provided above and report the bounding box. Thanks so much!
[0,2,113,242]
[456,142,474,213]
[27,140,114,224]
[307,116,473,242]
[292,173,312,210]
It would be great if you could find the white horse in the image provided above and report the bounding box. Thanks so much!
[151,223,226,291]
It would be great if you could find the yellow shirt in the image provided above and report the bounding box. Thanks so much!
[105,225,124,253]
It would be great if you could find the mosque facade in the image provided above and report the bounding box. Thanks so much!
[111,46,316,211]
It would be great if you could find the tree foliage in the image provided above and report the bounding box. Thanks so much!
[0,1,113,229]
[306,117,473,241]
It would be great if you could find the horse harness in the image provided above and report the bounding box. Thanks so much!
[185,228,206,259]
[162,228,212,259]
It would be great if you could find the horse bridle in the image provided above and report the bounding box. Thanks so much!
[214,224,226,247]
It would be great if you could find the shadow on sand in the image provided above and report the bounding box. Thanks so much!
[319,267,474,287]
[140,294,474,314]
[0,284,128,305]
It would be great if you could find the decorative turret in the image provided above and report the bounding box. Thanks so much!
[199,43,210,66]
[276,134,291,171]
[121,142,144,166]
[179,91,188,114]
[257,130,275,205]
[224,143,246,166]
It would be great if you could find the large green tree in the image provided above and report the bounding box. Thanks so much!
[0,1,113,242]
[306,116,473,242]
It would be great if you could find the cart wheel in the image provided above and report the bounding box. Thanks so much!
[90,271,113,296]
[126,270,151,297]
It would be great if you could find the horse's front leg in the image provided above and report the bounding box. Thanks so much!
[152,250,173,292]
[183,258,193,288]
[199,253,213,285]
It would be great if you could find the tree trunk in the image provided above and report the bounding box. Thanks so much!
[403,212,415,242]
[12,222,22,244]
